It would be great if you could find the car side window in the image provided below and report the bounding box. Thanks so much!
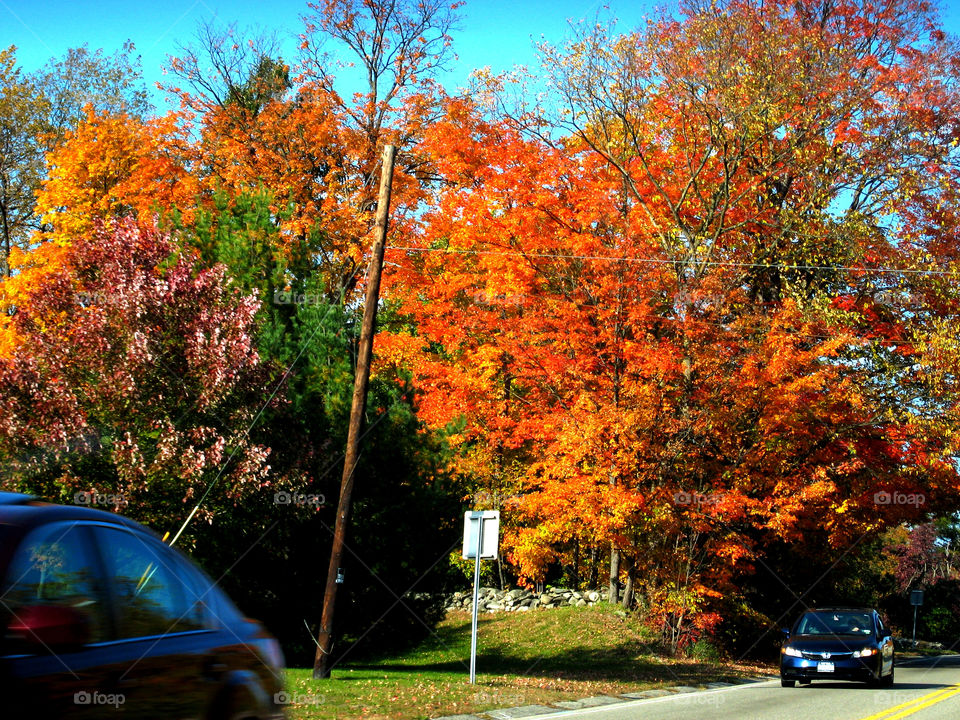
[92,527,204,639]
[877,616,886,637]
[1,523,109,644]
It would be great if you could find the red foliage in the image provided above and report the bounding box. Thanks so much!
[0,219,271,528]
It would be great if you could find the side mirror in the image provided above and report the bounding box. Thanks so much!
[781,627,791,638]
[7,604,90,650]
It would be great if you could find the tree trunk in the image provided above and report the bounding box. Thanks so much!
[1,198,10,278]
[608,544,620,603]
[621,556,635,610]
[572,537,580,588]
[589,544,598,589]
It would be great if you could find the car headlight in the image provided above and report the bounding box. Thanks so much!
[782,646,802,657]
[853,647,877,658]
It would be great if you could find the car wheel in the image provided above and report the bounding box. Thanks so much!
[881,666,894,687]
[781,679,795,687]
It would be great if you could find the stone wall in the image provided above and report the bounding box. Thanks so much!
[444,587,603,613]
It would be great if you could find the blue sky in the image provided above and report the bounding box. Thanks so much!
[3,0,960,109]
[0,0,657,107]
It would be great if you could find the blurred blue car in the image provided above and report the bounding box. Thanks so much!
[780,607,895,687]
[0,492,286,718]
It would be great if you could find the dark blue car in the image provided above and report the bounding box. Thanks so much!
[780,607,895,687]
[0,492,286,718]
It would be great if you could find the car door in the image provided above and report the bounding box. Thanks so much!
[0,521,118,719]
[169,549,288,719]
[88,523,215,720]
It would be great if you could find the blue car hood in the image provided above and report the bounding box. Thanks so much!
[788,635,876,652]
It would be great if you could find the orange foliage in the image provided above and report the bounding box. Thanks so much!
[386,0,960,642]
[1,108,199,356]
[36,108,199,238]
[3,0,959,649]
[161,82,431,299]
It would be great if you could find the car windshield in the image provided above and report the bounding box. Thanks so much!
[795,611,872,636]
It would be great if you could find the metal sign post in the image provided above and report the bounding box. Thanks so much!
[462,511,499,684]
[469,518,484,684]
[911,589,924,648]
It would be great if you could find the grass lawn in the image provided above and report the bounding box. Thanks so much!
[282,604,773,719]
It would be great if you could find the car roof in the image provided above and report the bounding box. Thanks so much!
[805,607,876,613]
[0,492,37,506]
[0,492,153,536]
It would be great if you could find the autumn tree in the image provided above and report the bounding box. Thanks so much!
[388,0,960,647]
[533,0,960,627]
[299,0,461,190]
[0,218,271,534]
[0,47,46,277]
[0,107,198,358]
[1,15,465,662]
[0,41,153,284]
[34,108,198,239]
[33,41,151,147]
[165,0,461,300]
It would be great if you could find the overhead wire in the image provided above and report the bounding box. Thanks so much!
[383,245,956,348]
[386,244,960,278]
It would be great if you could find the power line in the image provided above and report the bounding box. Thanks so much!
[625,313,923,348]
[385,248,941,348]
[387,245,960,278]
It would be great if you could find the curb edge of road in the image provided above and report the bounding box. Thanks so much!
[432,656,960,719]
[896,653,960,666]
[430,673,781,720]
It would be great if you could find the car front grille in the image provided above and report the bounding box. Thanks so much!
[801,651,854,660]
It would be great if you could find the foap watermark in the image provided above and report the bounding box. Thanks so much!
[474,690,525,706]
[274,491,325,508]
[273,691,325,706]
[673,490,724,507]
[874,491,925,507]
[75,291,122,307]
[674,691,725,709]
[874,690,915,707]
[273,291,324,307]
[871,290,929,311]
[470,290,526,308]
[74,691,125,708]
[74,491,128,507]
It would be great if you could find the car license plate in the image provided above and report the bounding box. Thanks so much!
[816,661,835,673]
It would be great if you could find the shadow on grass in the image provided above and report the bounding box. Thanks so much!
[341,621,743,685]
[343,656,736,683]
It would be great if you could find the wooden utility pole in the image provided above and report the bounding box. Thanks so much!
[313,144,397,679]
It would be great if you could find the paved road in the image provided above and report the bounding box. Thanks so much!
[531,655,960,720]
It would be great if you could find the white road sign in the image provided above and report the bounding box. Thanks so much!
[462,510,499,560]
